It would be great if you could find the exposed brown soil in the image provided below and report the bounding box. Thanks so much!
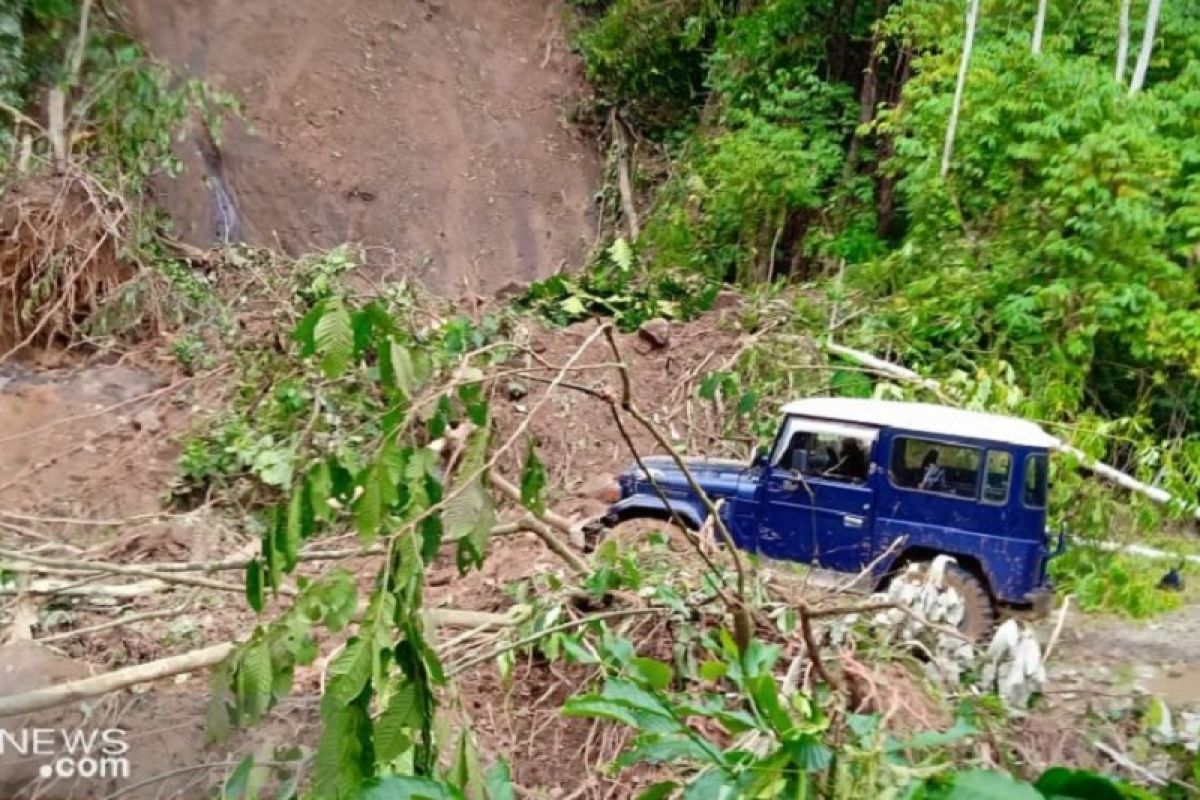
[121,0,600,295]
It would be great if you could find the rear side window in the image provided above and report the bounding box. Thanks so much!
[983,450,1012,504]
[1024,454,1048,507]
[889,437,982,499]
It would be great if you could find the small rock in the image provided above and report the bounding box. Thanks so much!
[493,280,527,300]
[132,408,162,434]
[505,380,528,401]
[637,318,671,350]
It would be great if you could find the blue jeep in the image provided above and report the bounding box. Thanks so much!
[600,398,1060,638]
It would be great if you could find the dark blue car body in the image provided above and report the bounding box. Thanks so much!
[604,399,1058,607]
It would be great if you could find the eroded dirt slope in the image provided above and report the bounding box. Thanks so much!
[123,0,599,295]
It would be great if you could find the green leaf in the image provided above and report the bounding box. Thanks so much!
[221,755,255,800]
[892,717,976,752]
[1034,768,1126,800]
[786,734,832,772]
[560,295,587,317]
[940,770,1043,800]
[484,760,515,800]
[445,426,495,569]
[281,492,306,572]
[358,776,464,800]
[636,783,679,800]
[450,730,486,800]
[609,237,634,272]
[308,461,334,522]
[354,465,384,541]
[315,688,373,800]
[519,441,548,517]
[262,528,280,593]
[238,640,273,723]
[252,448,294,488]
[746,674,792,736]
[324,636,374,708]
[245,558,264,613]
[618,734,712,767]
[315,298,354,378]
[374,680,422,764]
[630,657,674,691]
[698,660,727,683]
[292,300,326,354]
[388,340,416,397]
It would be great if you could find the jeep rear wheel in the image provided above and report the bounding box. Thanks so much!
[937,562,996,641]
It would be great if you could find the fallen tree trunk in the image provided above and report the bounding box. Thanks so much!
[826,342,1200,522]
[0,608,512,717]
[0,642,236,718]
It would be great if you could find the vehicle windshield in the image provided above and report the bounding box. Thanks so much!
[771,417,877,484]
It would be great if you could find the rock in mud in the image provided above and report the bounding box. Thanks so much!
[504,380,528,401]
[132,408,163,434]
[637,318,671,350]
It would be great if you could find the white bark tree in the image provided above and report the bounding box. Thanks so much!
[1129,0,1162,94]
[1032,0,1048,54]
[1115,0,1132,82]
[941,0,982,177]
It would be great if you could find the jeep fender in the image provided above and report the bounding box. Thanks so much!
[873,524,1043,604]
[609,495,704,530]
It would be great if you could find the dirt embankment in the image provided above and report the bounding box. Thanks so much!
[122,0,600,295]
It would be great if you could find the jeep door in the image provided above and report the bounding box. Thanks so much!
[756,417,877,572]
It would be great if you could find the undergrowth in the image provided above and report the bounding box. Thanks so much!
[546,0,1200,619]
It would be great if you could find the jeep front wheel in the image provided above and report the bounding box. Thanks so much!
[937,562,996,641]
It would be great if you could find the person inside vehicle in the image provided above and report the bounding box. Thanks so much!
[832,438,868,482]
[919,449,946,491]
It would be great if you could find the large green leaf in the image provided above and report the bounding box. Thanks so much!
[354,464,384,541]
[324,636,374,708]
[358,777,464,800]
[1034,768,1126,800]
[374,680,422,765]
[483,760,515,800]
[315,689,373,800]
[937,770,1043,800]
[237,639,273,723]
[315,298,354,378]
[617,734,713,767]
[245,558,264,613]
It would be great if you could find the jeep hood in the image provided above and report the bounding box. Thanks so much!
[624,455,747,484]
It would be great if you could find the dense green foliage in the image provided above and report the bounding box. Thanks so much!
[562,0,1200,588]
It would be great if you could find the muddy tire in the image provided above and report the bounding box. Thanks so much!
[937,562,996,641]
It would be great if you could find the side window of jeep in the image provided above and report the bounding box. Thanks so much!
[983,450,1012,504]
[774,424,874,484]
[889,437,982,500]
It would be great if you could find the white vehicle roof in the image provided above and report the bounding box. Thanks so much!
[780,397,1060,449]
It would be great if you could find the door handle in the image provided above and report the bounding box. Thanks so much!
[780,480,798,492]
[843,515,864,528]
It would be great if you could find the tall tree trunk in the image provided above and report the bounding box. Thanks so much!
[1032,0,1048,54]
[941,0,981,178]
[1115,0,1131,81]
[1129,0,1162,94]
[844,0,890,176]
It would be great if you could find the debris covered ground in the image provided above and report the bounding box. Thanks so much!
[1,309,1197,798]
